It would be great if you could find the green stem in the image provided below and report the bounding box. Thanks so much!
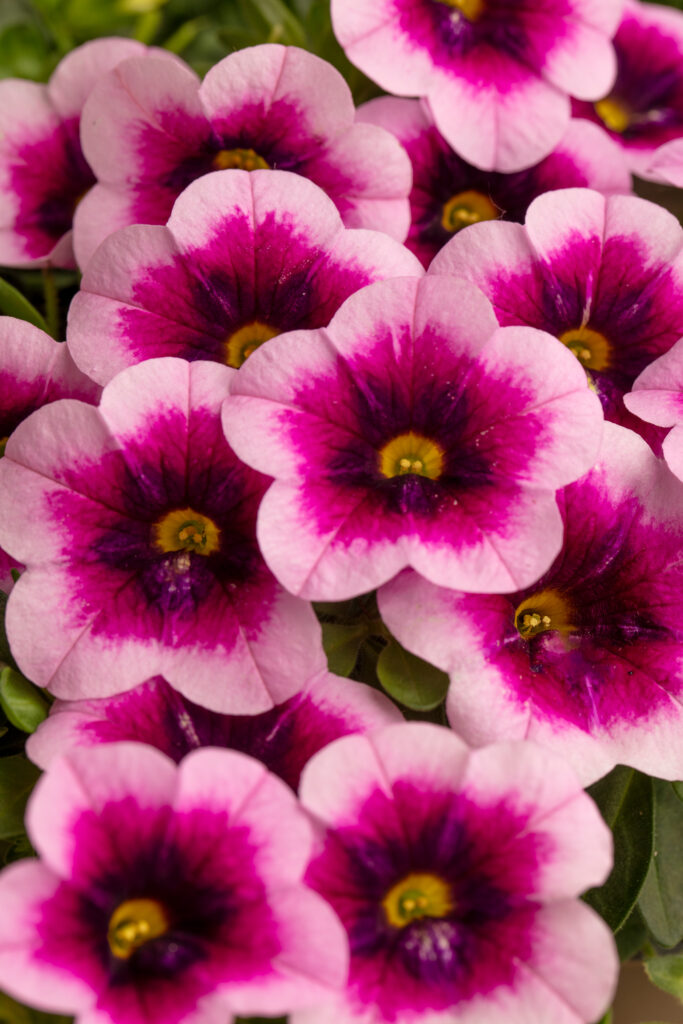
[42,267,59,339]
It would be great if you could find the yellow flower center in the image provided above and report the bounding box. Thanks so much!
[383,872,454,928]
[225,321,280,368]
[441,190,498,233]
[212,148,269,172]
[594,97,630,134]
[107,898,170,960]
[379,432,445,480]
[437,0,484,21]
[558,326,611,371]
[514,589,576,640]
[153,507,221,556]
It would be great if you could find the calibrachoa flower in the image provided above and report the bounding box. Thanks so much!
[330,0,622,173]
[430,188,683,443]
[294,722,617,1024]
[625,337,683,480]
[0,317,99,591]
[0,357,326,711]
[573,0,683,181]
[358,98,631,267]
[27,670,402,789]
[67,169,422,384]
[0,37,159,268]
[223,276,603,601]
[380,424,683,785]
[0,743,348,1024]
[73,44,412,267]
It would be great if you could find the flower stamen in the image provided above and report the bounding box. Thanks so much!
[107,898,170,960]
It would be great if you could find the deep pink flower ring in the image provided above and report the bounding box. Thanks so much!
[67,169,422,385]
[73,44,412,268]
[0,743,348,1024]
[0,317,99,591]
[431,188,683,448]
[0,37,165,269]
[27,670,402,790]
[573,0,683,182]
[293,723,617,1024]
[380,424,683,785]
[625,337,683,480]
[223,276,603,602]
[0,357,326,711]
[358,98,631,268]
[331,0,622,173]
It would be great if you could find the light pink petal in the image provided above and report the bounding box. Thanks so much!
[47,37,152,119]
[303,121,412,240]
[649,138,683,187]
[299,723,470,827]
[72,183,141,269]
[427,60,569,172]
[625,337,683,426]
[430,219,535,282]
[26,743,177,878]
[539,18,617,100]
[68,223,182,382]
[201,44,355,143]
[224,886,349,1016]
[80,56,205,186]
[0,860,95,1014]
[175,747,313,883]
[662,424,683,480]
[462,742,613,897]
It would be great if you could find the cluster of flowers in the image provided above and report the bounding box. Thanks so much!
[0,0,683,1021]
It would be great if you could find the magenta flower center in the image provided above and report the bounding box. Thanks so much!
[382,872,454,927]
[225,321,281,368]
[514,589,576,640]
[152,507,221,556]
[212,148,270,172]
[558,326,611,371]
[107,897,170,960]
[441,190,499,233]
[379,432,445,479]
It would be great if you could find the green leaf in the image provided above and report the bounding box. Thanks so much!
[0,590,16,670]
[245,0,307,45]
[0,755,40,840]
[0,668,49,734]
[321,622,367,677]
[594,1011,612,1024]
[584,767,654,932]
[376,638,449,711]
[645,954,683,1004]
[615,906,648,961]
[672,781,683,803]
[639,780,683,947]
[0,276,48,332]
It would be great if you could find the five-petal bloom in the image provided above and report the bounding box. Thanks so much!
[0,37,159,268]
[27,670,402,790]
[67,169,422,384]
[73,43,412,266]
[294,722,617,1024]
[430,188,683,444]
[0,743,348,1024]
[380,424,683,785]
[331,0,623,172]
[573,0,683,181]
[223,275,603,601]
[358,98,631,268]
[0,357,326,711]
